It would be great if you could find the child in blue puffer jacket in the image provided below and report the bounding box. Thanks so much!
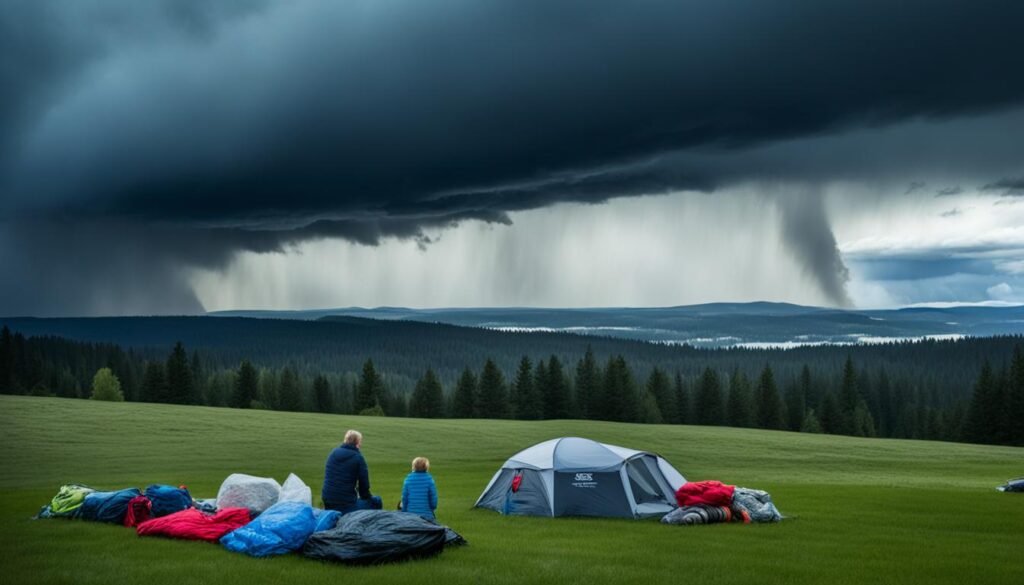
[400,457,438,520]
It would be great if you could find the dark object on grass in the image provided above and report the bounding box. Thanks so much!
[996,478,1024,493]
[144,484,192,517]
[303,510,459,565]
[80,488,143,524]
[137,507,251,542]
[661,504,735,526]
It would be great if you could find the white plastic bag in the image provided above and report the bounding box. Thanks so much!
[216,473,281,513]
[279,473,313,506]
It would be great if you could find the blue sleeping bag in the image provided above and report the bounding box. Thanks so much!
[80,488,142,524]
[221,501,317,557]
[144,484,192,517]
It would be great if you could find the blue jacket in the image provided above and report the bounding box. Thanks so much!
[322,444,371,511]
[401,471,437,520]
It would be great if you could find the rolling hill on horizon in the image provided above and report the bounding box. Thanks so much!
[208,301,1024,348]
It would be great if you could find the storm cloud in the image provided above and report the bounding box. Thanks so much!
[3,0,1024,314]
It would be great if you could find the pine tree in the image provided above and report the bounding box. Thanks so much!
[785,377,806,431]
[674,373,689,424]
[694,367,724,425]
[600,356,639,422]
[543,356,571,419]
[141,361,168,403]
[312,375,333,413]
[818,391,842,434]
[278,366,303,412]
[992,367,1011,445]
[233,360,258,409]
[478,359,509,419]
[800,408,823,433]
[575,347,600,419]
[452,368,478,418]
[190,351,205,405]
[512,357,541,420]
[0,326,14,393]
[355,359,384,413]
[725,370,753,428]
[640,391,663,424]
[646,368,677,423]
[838,356,860,435]
[410,367,445,418]
[165,342,195,404]
[1009,345,1024,445]
[257,368,278,409]
[755,364,786,430]
[852,403,877,437]
[876,367,893,437]
[90,367,123,401]
[964,360,997,444]
[534,359,549,418]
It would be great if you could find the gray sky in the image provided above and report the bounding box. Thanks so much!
[2,1,1023,315]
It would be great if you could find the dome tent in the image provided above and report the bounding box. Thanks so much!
[475,437,686,519]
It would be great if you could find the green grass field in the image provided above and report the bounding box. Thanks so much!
[1,395,1021,584]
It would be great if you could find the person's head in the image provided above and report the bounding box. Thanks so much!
[412,457,430,472]
[343,429,363,448]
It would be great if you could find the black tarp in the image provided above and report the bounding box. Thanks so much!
[998,478,1024,492]
[302,510,458,565]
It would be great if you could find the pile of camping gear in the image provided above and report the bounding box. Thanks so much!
[662,480,783,525]
[474,437,783,525]
[35,472,465,565]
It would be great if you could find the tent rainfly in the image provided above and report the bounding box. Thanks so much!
[474,437,685,519]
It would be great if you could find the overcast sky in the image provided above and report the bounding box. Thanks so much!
[2,1,1023,315]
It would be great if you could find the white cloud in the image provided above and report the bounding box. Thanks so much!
[987,282,1015,300]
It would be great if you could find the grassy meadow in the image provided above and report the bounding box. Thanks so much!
[0,395,1021,584]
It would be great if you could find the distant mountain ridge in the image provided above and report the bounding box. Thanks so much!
[209,302,1024,347]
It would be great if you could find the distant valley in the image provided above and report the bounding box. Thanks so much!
[210,302,1024,348]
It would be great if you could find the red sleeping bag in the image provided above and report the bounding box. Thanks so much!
[675,480,735,507]
[136,507,251,542]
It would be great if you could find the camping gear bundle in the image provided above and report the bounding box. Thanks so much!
[661,480,783,525]
[35,472,465,565]
[475,437,783,525]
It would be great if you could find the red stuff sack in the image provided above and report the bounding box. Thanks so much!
[124,496,152,527]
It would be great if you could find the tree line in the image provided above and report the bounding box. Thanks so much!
[2,326,1021,446]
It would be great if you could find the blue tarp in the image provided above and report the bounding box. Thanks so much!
[221,501,317,557]
[80,488,142,524]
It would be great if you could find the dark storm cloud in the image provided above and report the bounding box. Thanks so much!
[935,186,964,197]
[3,0,1024,314]
[981,178,1024,197]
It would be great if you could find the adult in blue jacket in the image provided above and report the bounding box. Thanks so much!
[322,430,378,513]
[400,457,438,520]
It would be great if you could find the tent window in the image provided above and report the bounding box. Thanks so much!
[626,460,666,504]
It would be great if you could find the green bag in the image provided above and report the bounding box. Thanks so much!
[36,484,95,519]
